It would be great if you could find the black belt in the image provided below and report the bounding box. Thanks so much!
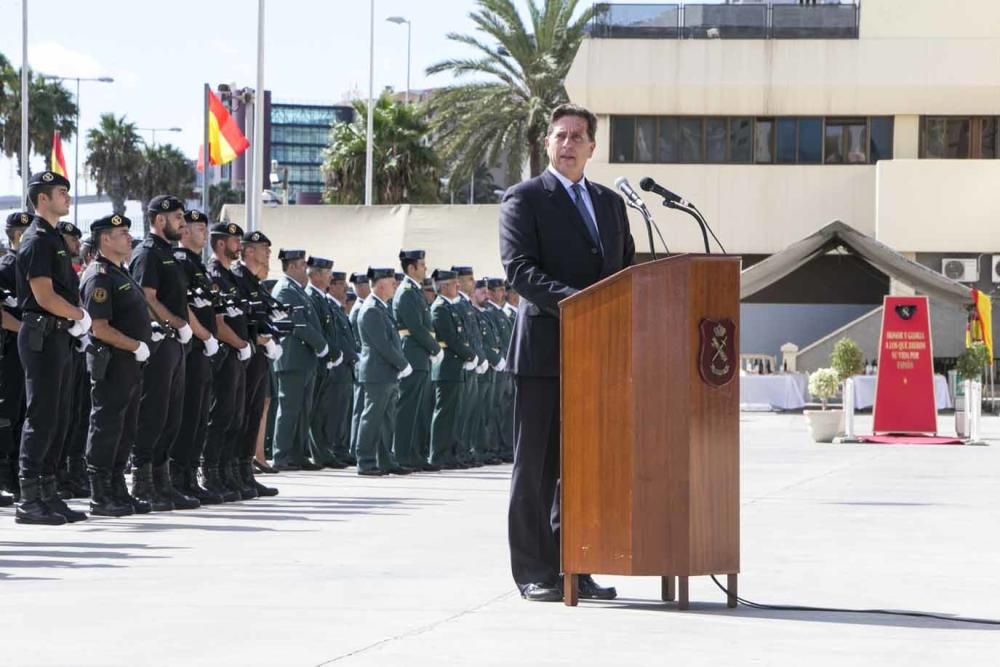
[23,311,74,332]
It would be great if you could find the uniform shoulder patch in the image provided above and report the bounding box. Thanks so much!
[174,251,187,261]
[93,287,108,303]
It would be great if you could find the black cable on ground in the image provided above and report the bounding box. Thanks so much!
[708,576,1000,626]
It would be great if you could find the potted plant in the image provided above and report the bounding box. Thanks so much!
[830,337,866,384]
[805,367,842,442]
[954,343,989,437]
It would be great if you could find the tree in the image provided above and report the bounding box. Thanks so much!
[85,113,143,215]
[322,93,440,205]
[134,143,196,234]
[0,58,78,177]
[426,0,593,186]
[444,164,503,204]
[210,181,246,222]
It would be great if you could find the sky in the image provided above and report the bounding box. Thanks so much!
[0,0,586,197]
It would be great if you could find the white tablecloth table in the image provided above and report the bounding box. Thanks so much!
[739,373,808,411]
[851,374,952,411]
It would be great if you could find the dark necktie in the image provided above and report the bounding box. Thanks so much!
[571,183,603,254]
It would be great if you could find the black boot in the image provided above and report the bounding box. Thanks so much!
[15,476,66,525]
[132,463,172,512]
[182,465,223,505]
[56,467,75,499]
[225,459,257,500]
[112,469,150,514]
[241,460,278,497]
[0,456,18,502]
[68,457,91,498]
[202,465,239,503]
[156,464,199,510]
[40,474,87,522]
[88,469,132,517]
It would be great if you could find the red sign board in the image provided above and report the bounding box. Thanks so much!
[871,296,938,435]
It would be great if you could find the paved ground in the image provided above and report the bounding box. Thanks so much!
[2,413,999,666]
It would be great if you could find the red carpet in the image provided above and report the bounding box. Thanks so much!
[859,435,965,445]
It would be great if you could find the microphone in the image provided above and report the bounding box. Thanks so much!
[614,177,649,213]
[639,177,689,208]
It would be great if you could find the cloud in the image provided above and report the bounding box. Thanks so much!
[28,41,106,79]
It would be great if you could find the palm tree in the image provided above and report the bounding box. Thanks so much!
[426,0,594,186]
[210,181,246,221]
[85,114,143,215]
[134,143,196,234]
[0,61,77,177]
[322,93,440,205]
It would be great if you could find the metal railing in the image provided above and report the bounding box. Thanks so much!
[590,3,860,40]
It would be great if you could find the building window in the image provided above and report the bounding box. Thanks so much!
[920,116,1000,159]
[609,116,893,165]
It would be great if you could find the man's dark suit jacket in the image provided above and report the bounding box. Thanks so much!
[499,168,636,378]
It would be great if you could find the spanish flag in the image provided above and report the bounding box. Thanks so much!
[203,88,249,168]
[968,289,994,361]
[50,130,68,178]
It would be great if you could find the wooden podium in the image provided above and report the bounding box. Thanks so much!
[559,255,741,609]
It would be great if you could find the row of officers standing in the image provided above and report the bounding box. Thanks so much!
[0,171,518,525]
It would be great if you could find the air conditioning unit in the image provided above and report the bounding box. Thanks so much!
[941,258,979,283]
[993,255,1000,284]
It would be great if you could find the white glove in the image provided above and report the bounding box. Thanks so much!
[331,352,343,367]
[68,309,92,338]
[202,335,220,358]
[272,308,288,320]
[192,296,212,309]
[237,343,253,361]
[151,328,165,343]
[225,306,243,318]
[494,357,507,372]
[269,345,283,362]
[476,360,488,375]
[133,341,150,362]
[316,344,329,358]
[432,350,444,364]
[462,355,479,371]
[326,361,335,370]
[3,295,16,308]
[398,363,413,380]
[177,323,193,344]
[263,338,281,360]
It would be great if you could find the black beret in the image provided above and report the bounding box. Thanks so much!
[27,171,71,191]
[421,278,435,289]
[399,249,425,261]
[346,290,358,302]
[349,272,369,285]
[5,211,32,229]
[91,213,132,232]
[147,195,185,214]
[243,230,271,245]
[57,221,82,238]
[331,271,347,281]
[278,248,307,261]
[184,209,208,224]
[487,277,505,289]
[394,272,404,282]
[307,256,334,269]
[474,278,488,289]
[210,222,245,237]
[431,269,457,281]
[451,265,474,277]
[367,267,395,281]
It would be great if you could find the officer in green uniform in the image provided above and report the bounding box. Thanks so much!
[270,249,329,470]
[418,278,438,461]
[304,256,345,467]
[356,267,411,476]
[347,272,370,462]
[472,278,505,464]
[452,266,488,466]
[325,272,358,466]
[428,270,477,468]
[487,278,515,462]
[392,250,442,471]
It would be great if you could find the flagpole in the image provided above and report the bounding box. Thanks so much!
[252,0,266,233]
[364,0,375,206]
[20,0,30,205]
[203,83,211,219]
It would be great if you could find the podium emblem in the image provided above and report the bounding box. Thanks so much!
[698,318,736,387]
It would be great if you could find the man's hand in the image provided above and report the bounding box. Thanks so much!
[494,357,507,372]
[68,309,92,338]
[133,341,151,363]
[237,342,253,361]
[177,323,193,344]
[476,359,488,375]
[432,350,444,364]
[462,354,479,371]
[263,338,283,361]
[316,344,329,358]
[398,363,413,380]
[202,335,220,358]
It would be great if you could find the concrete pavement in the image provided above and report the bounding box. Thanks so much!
[1,413,999,666]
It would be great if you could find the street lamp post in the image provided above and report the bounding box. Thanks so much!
[137,126,182,146]
[365,0,375,206]
[386,16,411,104]
[39,74,114,225]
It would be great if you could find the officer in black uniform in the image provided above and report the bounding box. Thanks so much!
[205,222,254,501]
[232,229,280,497]
[0,212,31,504]
[129,195,199,512]
[56,220,91,499]
[80,213,153,516]
[172,209,224,505]
[15,171,91,525]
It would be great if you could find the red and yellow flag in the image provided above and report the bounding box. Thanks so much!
[203,88,249,169]
[50,130,68,178]
[968,289,994,360]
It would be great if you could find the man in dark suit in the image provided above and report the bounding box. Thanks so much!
[500,104,636,602]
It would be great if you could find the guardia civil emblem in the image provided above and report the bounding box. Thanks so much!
[698,318,737,388]
[42,172,54,182]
